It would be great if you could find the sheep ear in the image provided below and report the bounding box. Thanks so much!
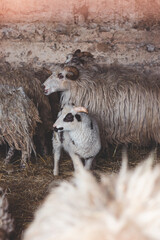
[42,67,52,76]
[74,49,81,56]
[64,66,79,80]
[74,106,88,114]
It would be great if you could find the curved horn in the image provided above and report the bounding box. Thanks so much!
[64,66,79,80]
[74,106,88,114]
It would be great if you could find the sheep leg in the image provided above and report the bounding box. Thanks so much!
[20,151,28,168]
[53,146,62,176]
[69,152,83,172]
[85,157,94,170]
[4,146,15,164]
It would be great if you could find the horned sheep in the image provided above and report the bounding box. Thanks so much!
[65,49,108,73]
[43,63,160,150]
[22,153,160,240]
[0,63,53,155]
[52,105,101,175]
[0,85,41,168]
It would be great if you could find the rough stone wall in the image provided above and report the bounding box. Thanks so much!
[1,0,160,24]
[0,0,160,70]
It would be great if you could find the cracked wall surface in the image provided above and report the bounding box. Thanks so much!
[0,0,160,70]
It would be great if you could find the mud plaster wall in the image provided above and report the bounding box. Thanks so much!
[0,0,160,70]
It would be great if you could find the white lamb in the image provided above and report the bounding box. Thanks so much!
[52,105,101,175]
[23,152,160,240]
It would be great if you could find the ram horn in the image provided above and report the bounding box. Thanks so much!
[64,66,79,80]
[74,106,88,114]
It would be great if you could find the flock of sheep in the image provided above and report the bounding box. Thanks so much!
[1,49,160,239]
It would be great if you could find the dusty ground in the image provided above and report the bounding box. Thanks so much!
[0,144,159,240]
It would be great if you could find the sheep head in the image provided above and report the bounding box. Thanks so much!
[73,49,93,58]
[65,49,93,65]
[53,105,88,132]
[42,66,79,95]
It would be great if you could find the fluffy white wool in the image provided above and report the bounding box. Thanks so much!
[52,105,101,175]
[23,153,160,240]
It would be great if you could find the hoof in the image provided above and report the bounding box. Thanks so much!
[4,160,10,165]
[20,162,26,169]
[53,170,59,176]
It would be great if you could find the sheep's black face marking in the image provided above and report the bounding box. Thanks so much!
[75,114,81,122]
[64,113,74,122]
[58,73,64,79]
[90,121,93,130]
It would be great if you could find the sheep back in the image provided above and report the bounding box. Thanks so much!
[61,66,160,146]
[0,85,41,157]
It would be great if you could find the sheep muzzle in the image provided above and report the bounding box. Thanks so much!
[53,127,64,132]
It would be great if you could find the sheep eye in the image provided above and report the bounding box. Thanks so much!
[75,114,81,122]
[63,113,74,122]
[58,73,64,79]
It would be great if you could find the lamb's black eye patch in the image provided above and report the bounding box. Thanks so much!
[75,114,81,122]
[63,113,74,122]
[58,73,64,79]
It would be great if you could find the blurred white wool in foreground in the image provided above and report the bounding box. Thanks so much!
[23,152,160,240]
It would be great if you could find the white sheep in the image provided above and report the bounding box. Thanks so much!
[22,152,160,240]
[52,105,101,175]
[42,64,160,152]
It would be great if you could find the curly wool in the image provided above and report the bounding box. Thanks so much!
[0,85,41,158]
[0,63,53,132]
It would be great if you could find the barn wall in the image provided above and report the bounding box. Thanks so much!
[1,0,160,23]
[0,0,160,70]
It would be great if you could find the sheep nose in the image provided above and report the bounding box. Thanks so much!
[42,84,48,95]
[53,127,64,132]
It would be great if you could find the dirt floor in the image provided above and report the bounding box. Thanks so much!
[0,144,160,240]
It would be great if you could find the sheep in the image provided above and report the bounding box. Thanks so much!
[34,66,60,123]
[0,188,14,240]
[65,49,108,73]
[65,49,94,65]
[0,62,53,155]
[52,105,101,175]
[22,153,160,240]
[0,85,41,168]
[42,64,160,150]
